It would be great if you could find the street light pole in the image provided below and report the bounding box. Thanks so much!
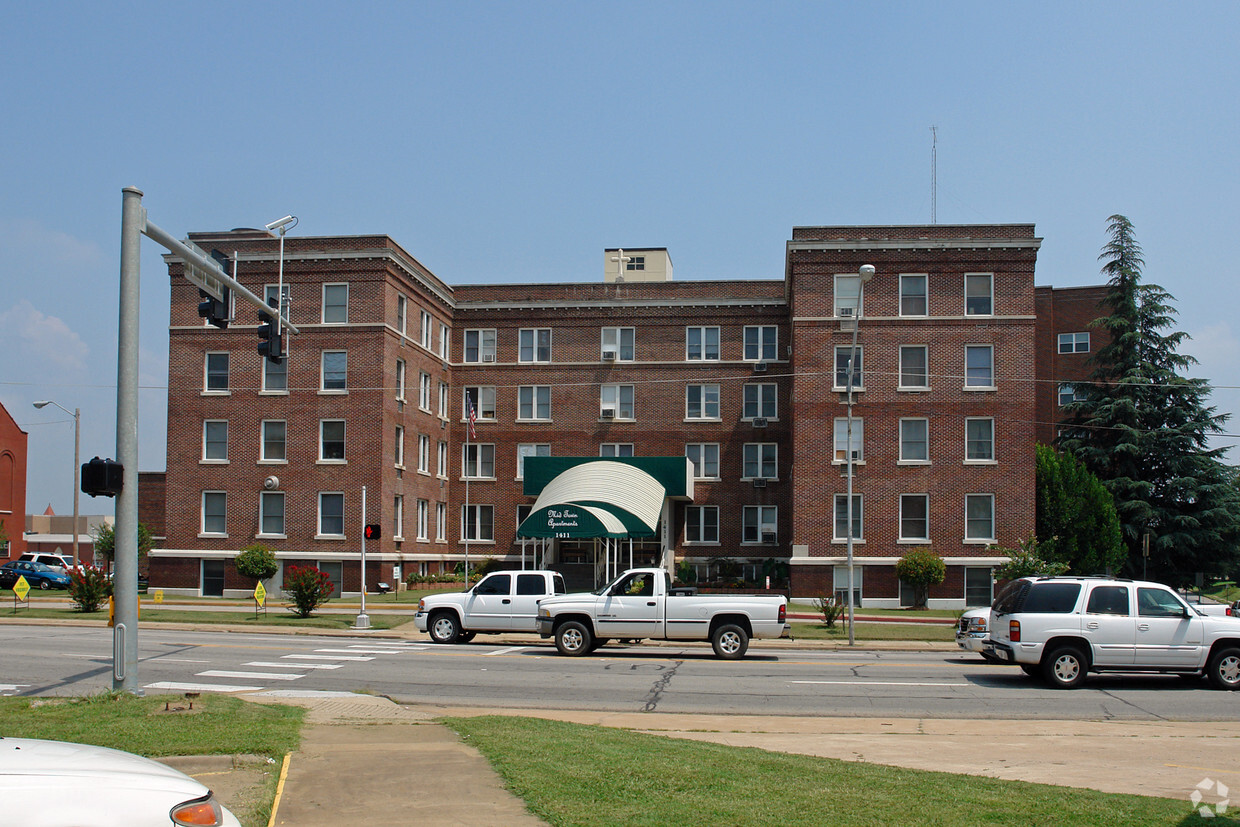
[33,400,81,567]
[845,264,875,647]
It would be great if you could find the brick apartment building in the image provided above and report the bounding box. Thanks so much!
[149,223,1103,606]
[0,400,28,559]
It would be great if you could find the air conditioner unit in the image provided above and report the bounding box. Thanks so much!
[753,362,768,373]
[752,417,768,428]
[482,353,495,363]
[761,531,777,543]
[601,408,616,419]
[838,307,855,318]
[602,350,617,361]
[752,478,767,488]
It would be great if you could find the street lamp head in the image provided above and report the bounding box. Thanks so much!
[33,400,51,409]
[859,264,876,283]
[265,215,297,234]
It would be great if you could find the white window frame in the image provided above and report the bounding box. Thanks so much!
[743,326,778,362]
[518,386,551,421]
[833,346,864,391]
[599,443,633,458]
[834,274,863,317]
[964,345,995,390]
[832,494,863,542]
[437,440,448,478]
[465,386,497,421]
[684,505,720,544]
[394,425,405,469]
[686,443,720,480]
[833,418,864,464]
[743,443,778,480]
[461,504,495,542]
[319,419,346,463]
[1058,383,1077,407]
[516,443,550,480]
[420,310,433,349]
[395,359,406,402]
[742,505,778,545]
[438,381,449,420]
[899,274,928,317]
[259,491,286,538]
[417,499,429,541]
[261,351,287,394]
[965,417,996,463]
[204,352,229,394]
[260,420,287,463]
[436,502,446,541]
[464,329,497,363]
[965,273,993,316]
[899,494,930,542]
[439,323,450,360]
[318,492,346,538]
[202,420,228,463]
[322,283,349,324]
[1058,332,1090,353]
[463,443,496,479]
[320,350,347,393]
[601,327,635,361]
[743,383,777,420]
[965,493,996,543]
[600,385,635,420]
[898,345,929,390]
[685,384,721,421]
[685,326,720,361]
[396,294,407,337]
[393,495,404,541]
[418,433,430,474]
[899,417,930,464]
[201,491,227,537]
[419,372,432,411]
[519,328,552,363]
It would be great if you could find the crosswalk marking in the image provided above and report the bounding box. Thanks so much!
[314,648,403,655]
[198,670,305,681]
[283,654,374,661]
[146,681,263,693]
[246,661,343,670]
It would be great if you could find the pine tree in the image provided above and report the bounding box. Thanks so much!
[1058,215,1240,585]
[1035,443,1123,575]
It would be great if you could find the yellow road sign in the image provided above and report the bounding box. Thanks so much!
[153,589,164,603]
[254,581,267,607]
[13,576,30,601]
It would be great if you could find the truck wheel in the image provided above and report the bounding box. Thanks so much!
[457,631,477,644]
[555,620,593,656]
[1042,644,1088,689]
[1207,647,1240,690]
[712,624,749,659]
[428,612,460,645]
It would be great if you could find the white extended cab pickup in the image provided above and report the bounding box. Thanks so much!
[415,570,566,644]
[535,568,791,659]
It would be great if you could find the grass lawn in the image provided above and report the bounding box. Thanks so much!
[790,620,954,642]
[442,716,1221,827]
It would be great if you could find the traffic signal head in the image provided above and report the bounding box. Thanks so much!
[257,298,284,364]
[82,457,124,498]
[364,524,382,540]
[197,288,230,329]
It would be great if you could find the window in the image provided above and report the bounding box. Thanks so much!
[320,420,345,461]
[201,492,226,536]
[899,418,929,462]
[965,567,993,607]
[439,323,450,360]
[202,421,228,462]
[686,326,720,361]
[464,329,497,363]
[265,284,290,324]
[394,426,405,468]
[438,382,449,419]
[686,384,720,420]
[685,505,719,543]
[834,274,863,317]
[743,443,777,479]
[626,255,645,271]
[518,386,551,420]
[744,326,777,361]
[436,503,446,541]
[965,494,995,542]
[261,420,286,462]
[965,274,993,316]
[899,345,929,389]
[464,444,496,478]
[742,505,778,544]
[900,274,928,316]
[437,441,448,478]
[396,295,407,336]
[462,504,494,541]
[262,351,287,392]
[395,359,406,401]
[964,345,994,388]
[900,494,929,541]
[601,327,635,361]
[1058,383,1077,406]
[1137,587,1187,618]
[204,352,229,392]
[260,491,285,536]
[418,434,430,473]
[965,418,995,462]
[319,493,345,537]
[464,386,496,420]
[833,494,863,541]
[834,566,863,606]
[393,495,404,540]
[686,443,720,479]
[419,372,431,411]
[834,346,863,390]
[321,351,347,392]
[600,443,633,458]
[1058,332,1090,354]
[417,499,429,541]
[1087,585,1131,616]
[516,444,550,479]
[743,383,777,420]
[420,310,432,349]
[600,385,634,419]
[833,418,864,462]
[322,283,348,324]
[519,328,551,363]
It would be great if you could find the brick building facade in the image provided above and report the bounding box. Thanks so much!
[0,400,28,559]
[149,223,1101,606]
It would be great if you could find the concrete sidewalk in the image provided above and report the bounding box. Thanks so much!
[224,693,1240,826]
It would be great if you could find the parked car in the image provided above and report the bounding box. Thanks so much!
[18,552,75,573]
[985,576,1240,690]
[0,737,240,826]
[956,608,994,659]
[0,560,72,590]
[414,570,567,643]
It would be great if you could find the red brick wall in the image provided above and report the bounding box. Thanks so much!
[1033,285,1110,446]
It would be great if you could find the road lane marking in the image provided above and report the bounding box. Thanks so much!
[314,648,399,655]
[245,661,343,670]
[284,654,374,661]
[145,681,263,693]
[789,680,968,687]
[197,670,305,681]
[486,646,529,656]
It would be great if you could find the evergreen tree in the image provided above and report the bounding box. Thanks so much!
[1058,215,1240,585]
[1035,444,1124,574]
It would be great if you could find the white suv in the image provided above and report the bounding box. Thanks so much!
[985,576,1240,690]
[19,553,74,574]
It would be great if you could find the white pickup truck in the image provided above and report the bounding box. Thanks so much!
[415,570,566,644]
[535,568,790,659]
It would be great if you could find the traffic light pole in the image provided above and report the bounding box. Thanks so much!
[354,485,370,629]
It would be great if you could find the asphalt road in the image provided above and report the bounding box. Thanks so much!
[1,624,1236,720]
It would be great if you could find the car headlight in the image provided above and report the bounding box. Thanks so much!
[170,792,227,826]
[539,608,550,618]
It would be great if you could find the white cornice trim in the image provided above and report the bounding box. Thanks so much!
[788,239,1042,252]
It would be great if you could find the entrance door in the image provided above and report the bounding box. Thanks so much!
[202,559,225,597]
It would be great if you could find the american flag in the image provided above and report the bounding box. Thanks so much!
[466,395,477,440]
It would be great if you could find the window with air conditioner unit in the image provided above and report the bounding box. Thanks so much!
[600,384,633,419]
[761,529,777,543]
[601,408,616,419]
[602,350,616,361]
[743,505,777,544]
[601,327,635,361]
[752,478,767,488]
[833,417,864,462]
[753,362,768,373]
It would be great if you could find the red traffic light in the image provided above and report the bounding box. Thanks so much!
[363,524,382,540]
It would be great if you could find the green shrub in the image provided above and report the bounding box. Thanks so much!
[68,566,113,613]
[813,594,845,627]
[233,544,278,583]
[282,565,334,618]
[895,547,947,608]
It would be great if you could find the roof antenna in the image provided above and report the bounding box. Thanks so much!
[930,126,938,224]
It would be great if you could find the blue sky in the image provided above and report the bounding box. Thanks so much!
[2,2,1237,515]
